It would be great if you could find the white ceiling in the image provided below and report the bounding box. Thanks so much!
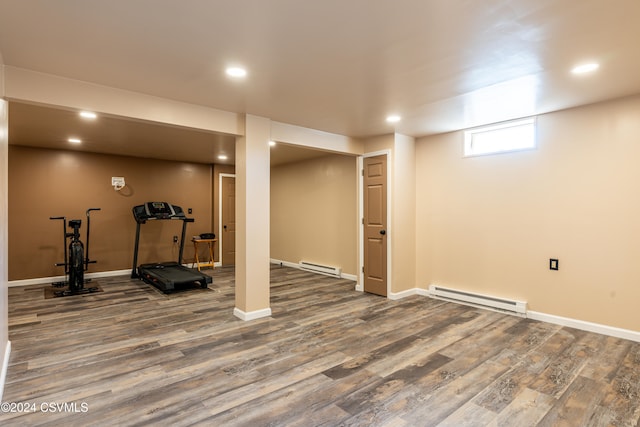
[2,0,640,163]
[8,101,239,163]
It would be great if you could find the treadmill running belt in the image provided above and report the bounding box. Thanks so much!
[138,262,212,292]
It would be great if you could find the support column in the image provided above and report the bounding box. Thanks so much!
[0,78,11,400]
[390,133,416,295]
[234,115,272,320]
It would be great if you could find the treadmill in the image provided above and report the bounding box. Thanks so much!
[131,202,212,292]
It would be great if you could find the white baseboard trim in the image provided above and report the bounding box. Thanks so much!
[417,288,429,297]
[270,259,298,269]
[270,259,357,281]
[9,269,131,287]
[404,287,640,342]
[387,287,429,300]
[388,288,419,300]
[527,311,640,343]
[233,307,272,321]
[0,340,11,402]
[355,284,363,292]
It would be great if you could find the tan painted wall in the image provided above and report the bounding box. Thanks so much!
[8,146,212,280]
[363,134,394,154]
[270,154,358,276]
[416,94,640,331]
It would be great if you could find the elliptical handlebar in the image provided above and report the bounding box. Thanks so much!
[49,216,68,269]
[85,208,101,270]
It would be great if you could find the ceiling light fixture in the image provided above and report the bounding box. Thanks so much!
[386,115,401,123]
[79,111,97,119]
[269,141,276,147]
[225,67,247,78]
[68,137,82,144]
[218,155,228,160]
[571,62,599,75]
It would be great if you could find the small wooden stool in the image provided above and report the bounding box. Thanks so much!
[192,238,217,271]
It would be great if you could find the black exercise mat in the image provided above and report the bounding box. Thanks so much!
[44,284,103,299]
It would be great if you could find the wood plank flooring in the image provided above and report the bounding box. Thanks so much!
[2,265,640,426]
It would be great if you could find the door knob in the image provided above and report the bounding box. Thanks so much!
[224,225,227,230]
[380,230,386,235]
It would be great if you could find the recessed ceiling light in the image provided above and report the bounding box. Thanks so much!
[218,155,228,160]
[571,63,599,75]
[68,137,82,144]
[269,141,276,147]
[79,111,97,119]
[225,67,247,78]
[386,115,401,123]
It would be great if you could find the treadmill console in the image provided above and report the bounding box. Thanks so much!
[132,202,186,223]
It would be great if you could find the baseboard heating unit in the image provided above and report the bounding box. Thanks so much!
[299,261,342,278]
[428,285,527,317]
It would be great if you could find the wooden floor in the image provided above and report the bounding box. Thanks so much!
[2,266,640,426]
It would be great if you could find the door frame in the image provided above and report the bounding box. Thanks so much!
[358,150,392,296]
[219,173,236,266]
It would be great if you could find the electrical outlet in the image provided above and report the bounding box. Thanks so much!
[188,208,192,214]
[173,235,178,243]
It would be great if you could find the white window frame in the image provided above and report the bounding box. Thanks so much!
[464,117,537,157]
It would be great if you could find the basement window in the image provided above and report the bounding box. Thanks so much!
[464,117,536,157]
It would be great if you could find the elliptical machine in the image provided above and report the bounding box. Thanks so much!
[49,208,101,296]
